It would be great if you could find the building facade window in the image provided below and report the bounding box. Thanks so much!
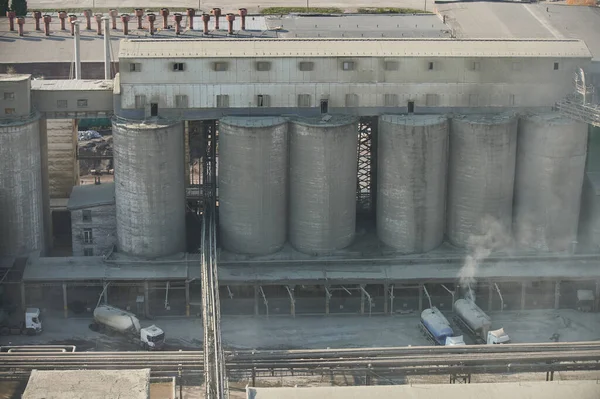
[4,108,15,115]
[427,61,434,70]
[82,209,92,222]
[77,99,88,108]
[84,248,94,256]
[425,94,439,106]
[554,62,559,70]
[345,93,359,107]
[472,61,481,71]
[298,61,314,71]
[212,62,228,71]
[57,99,68,108]
[216,95,230,108]
[384,94,398,107]
[297,94,311,107]
[257,94,270,107]
[175,95,189,108]
[83,228,93,244]
[3,92,14,100]
[134,95,146,109]
[129,63,142,72]
[384,61,398,71]
[255,61,271,71]
[342,61,355,71]
[172,62,185,71]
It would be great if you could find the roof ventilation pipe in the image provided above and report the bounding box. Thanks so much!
[83,9,92,30]
[226,13,235,35]
[43,14,51,36]
[238,8,247,30]
[201,13,210,34]
[7,11,15,31]
[73,21,81,79]
[33,11,42,30]
[186,8,195,30]
[121,14,130,35]
[212,8,221,30]
[173,13,183,35]
[58,11,67,30]
[69,14,77,35]
[16,16,24,36]
[135,8,144,29]
[109,9,118,29]
[95,13,103,35]
[160,8,169,29]
[147,13,156,35]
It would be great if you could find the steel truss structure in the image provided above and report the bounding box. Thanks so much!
[556,67,600,127]
[356,117,378,214]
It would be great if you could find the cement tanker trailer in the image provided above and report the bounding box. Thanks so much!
[419,307,465,346]
[90,305,165,350]
[453,299,510,344]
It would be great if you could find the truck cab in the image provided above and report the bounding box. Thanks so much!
[140,325,165,350]
[24,308,42,334]
[487,328,510,344]
[445,335,466,346]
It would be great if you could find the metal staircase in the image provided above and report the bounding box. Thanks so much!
[556,68,600,127]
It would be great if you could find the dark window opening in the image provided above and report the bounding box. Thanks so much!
[320,99,329,114]
[407,100,415,113]
[428,62,434,70]
[257,95,265,107]
[150,103,158,116]
[172,62,185,71]
[554,62,559,70]
[82,210,92,222]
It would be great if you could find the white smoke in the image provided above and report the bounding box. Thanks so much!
[458,215,513,302]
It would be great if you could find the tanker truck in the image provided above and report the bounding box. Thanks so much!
[453,298,510,344]
[90,305,165,350]
[420,307,465,346]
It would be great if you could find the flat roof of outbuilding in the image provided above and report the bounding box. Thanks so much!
[67,182,115,210]
[31,79,113,91]
[118,38,592,59]
[22,369,150,399]
[246,380,600,399]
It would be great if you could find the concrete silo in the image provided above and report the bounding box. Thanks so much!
[377,115,449,253]
[447,113,518,247]
[218,117,288,255]
[0,117,45,257]
[113,118,186,258]
[513,113,588,252]
[289,116,358,255]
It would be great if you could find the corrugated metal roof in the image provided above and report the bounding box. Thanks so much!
[118,38,592,59]
[67,183,115,210]
[31,79,113,91]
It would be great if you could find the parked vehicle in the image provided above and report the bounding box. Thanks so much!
[90,305,165,350]
[453,299,510,344]
[0,307,42,336]
[576,290,595,312]
[420,307,465,346]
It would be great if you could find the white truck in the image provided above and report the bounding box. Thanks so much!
[90,305,165,350]
[0,308,42,336]
[453,299,510,345]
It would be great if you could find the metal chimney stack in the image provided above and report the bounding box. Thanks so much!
[147,13,156,35]
[43,14,51,36]
[212,8,221,30]
[16,16,24,36]
[121,14,130,35]
[69,14,77,35]
[7,11,16,31]
[58,11,67,30]
[83,9,92,30]
[173,13,183,35]
[109,9,118,29]
[95,13,103,35]
[226,13,235,35]
[103,17,111,79]
[238,8,247,31]
[186,8,195,30]
[73,21,81,79]
[201,13,210,34]
[135,8,144,29]
[33,11,42,31]
[160,8,169,29]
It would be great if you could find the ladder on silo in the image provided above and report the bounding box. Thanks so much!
[555,68,600,127]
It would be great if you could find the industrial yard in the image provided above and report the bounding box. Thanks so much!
[2,1,600,398]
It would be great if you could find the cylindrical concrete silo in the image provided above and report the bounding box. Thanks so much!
[447,113,518,247]
[289,116,358,255]
[513,113,587,252]
[113,118,186,258]
[0,117,45,257]
[377,115,449,253]
[218,117,288,255]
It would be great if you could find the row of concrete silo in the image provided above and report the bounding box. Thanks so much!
[218,116,358,256]
[218,112,588,256]
[377,113,587,253]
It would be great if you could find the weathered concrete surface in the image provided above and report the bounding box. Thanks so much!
[46,118,78,199]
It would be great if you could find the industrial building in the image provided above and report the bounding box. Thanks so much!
[2,16,600,318]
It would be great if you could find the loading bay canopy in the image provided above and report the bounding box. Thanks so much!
[21,253,600,285]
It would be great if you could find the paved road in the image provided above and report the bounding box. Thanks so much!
[27,0,431,13]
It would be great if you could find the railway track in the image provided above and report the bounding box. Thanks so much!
[1,341,600,380]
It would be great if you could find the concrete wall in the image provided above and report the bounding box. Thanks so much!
[0,75,31,117]
[70,204,117,257]
[32,88,113,117]
[118,56,584,110]
[46,119,78,199]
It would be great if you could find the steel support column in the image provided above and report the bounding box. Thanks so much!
[360,284,365,315]
[185,280,190,317]
[20,282,26,311]
[418,284,424,312]
[383,283,389,314]
[103,282,108,304]
[144,281,150,317]
[554,281,561,310]
[521,282,526,311]
[62,282,68,318]
[356,117,377,214]
[325,286,331,315]
[254,285,259,316]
